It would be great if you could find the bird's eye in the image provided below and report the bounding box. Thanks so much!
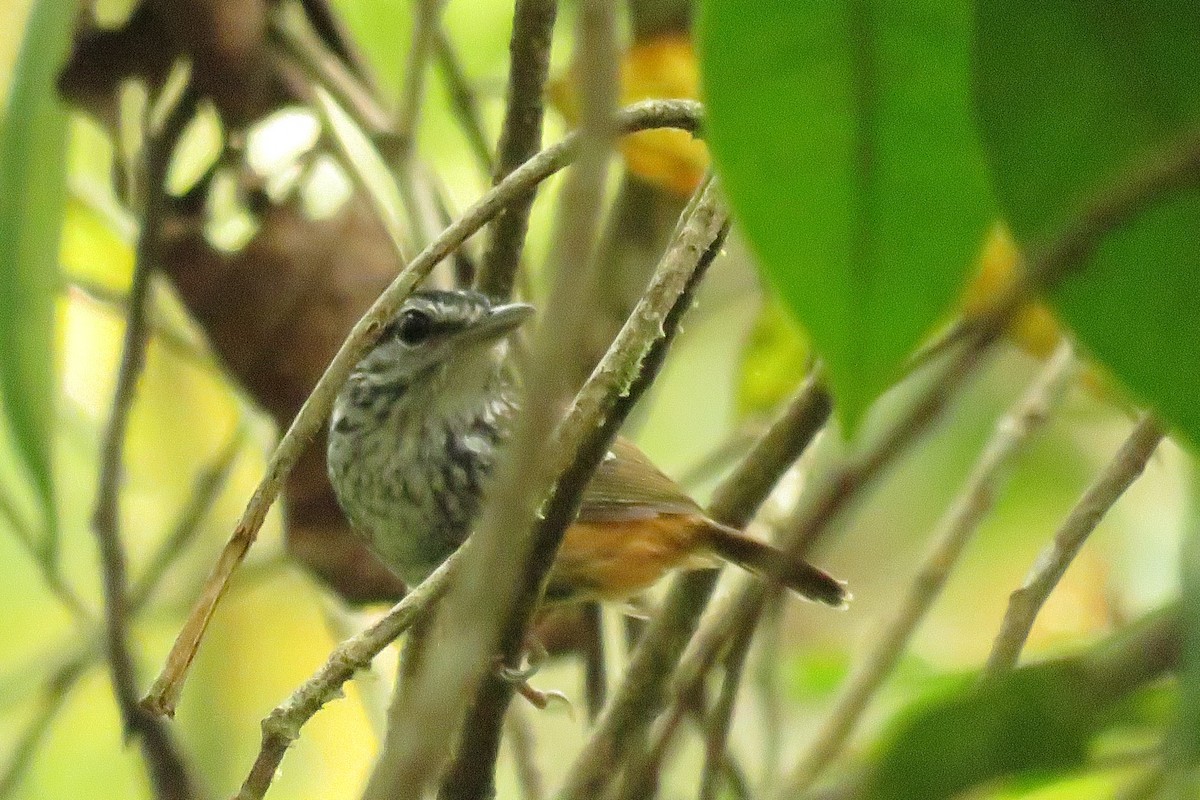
[394,309,434,345]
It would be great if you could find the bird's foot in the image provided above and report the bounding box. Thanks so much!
[494,637,571,714]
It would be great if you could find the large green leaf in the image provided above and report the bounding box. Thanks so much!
[0,0,75,559]
[865,663,1096,800]
[975,2,1200,447]
[698,0,994,430]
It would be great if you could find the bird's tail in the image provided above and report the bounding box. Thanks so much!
[703,523,849,608]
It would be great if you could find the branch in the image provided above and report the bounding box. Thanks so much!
[141,98,703,718]
[128,426,245,612]
[0,487,89,620]
[475,0,559,298]
[433,25,495,175]
[269,6,391,135]
[627,324,1003,800]
[561,368,834,800]
[389,0,447,250]
[91,88,201,800]
[233,548,462,800]
[1028,126,1200,291]
[780,340,1078,796]
[581,602,607,721]
[272,4,444,253]
[437,182,728,800]
[698,621,755,800]
[984,412,1165,676]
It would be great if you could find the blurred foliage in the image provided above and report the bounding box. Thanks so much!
[864,609,1177,800]
[960,224,1064,361]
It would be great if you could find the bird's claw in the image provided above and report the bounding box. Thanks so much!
[515,682,574,717]
[493,638,571,714]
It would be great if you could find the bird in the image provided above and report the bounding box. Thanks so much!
[327,289,847,609]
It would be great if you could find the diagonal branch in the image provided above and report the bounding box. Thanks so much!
[984,412,1165,676]
[394,0,444,155]
[234,548,463,800]
[698,619,755,800]
[611,326,1002,800]
[781,340,1078,796]
[437,181,729,800]
[141,98,704,719]
[564,367,834,800]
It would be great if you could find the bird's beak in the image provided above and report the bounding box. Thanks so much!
[460,301,535,346]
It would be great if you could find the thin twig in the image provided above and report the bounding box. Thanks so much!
[781,341,1078,796]
[233,548,462,800]
[812,610,1180,800]
[1028,126,1200,291]
[755,597,786,795]
[562,369,834,800]
[1,433,243,797]
[298,0,383,92]
[390,0,447,250]
[475,0,559,298]
[582,602,608,721]
[128,427,245,612]
[504,705,546,800]
[269,5,392,136]
[433,25,495,175]
[305,85,409,259]
[91,87,200,800]
[272,6,444,258]
[67,279,218,372]
[394,0,443,155]
[678,423,765,490]
[983,413,1165,676]
[141,98,703,718]
[698,621,755,800]
[634,116,1200,797]
[628,328,1000,800]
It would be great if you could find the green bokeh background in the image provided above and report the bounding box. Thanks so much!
[0,2,1188,798]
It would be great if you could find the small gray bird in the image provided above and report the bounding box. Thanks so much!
[328,289,846,606]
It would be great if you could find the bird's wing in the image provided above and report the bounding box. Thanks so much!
[577,437,702,522]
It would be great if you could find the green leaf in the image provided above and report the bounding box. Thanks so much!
[864,662,1096,800]
[698,0,994,431]
[864,609,1179,800]
[0,0,75,559]
[975,2,1200,447]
